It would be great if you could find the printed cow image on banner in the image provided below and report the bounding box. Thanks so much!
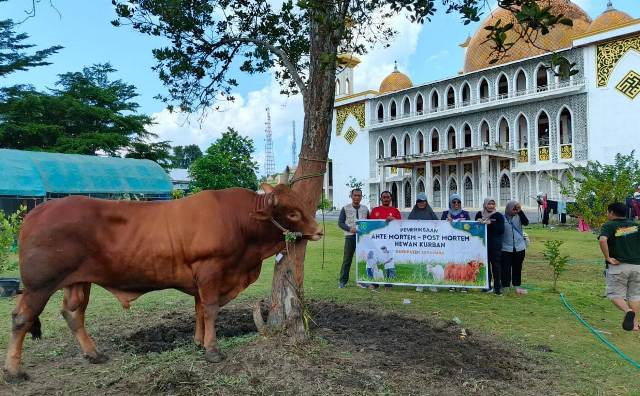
[356,220,488,289]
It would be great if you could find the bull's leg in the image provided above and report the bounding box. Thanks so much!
[201,302,224,363]
[61,283,108,364]
[4,289,52,382]
[194,295,204,347]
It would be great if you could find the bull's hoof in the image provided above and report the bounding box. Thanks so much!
[3,368,30,383]
[205,349,225,363]
[84,352,109,364]
[194,337,204,347]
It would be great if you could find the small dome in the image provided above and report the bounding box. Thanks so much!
[379,62,413,94]
[587,2,633,33]
[464,0,592,73]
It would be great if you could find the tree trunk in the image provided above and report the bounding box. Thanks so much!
[266,2,341,338]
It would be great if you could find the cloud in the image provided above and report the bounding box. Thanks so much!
[426,50,450,64]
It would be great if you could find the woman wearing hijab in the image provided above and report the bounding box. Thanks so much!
[409,192,437,292]
[408,192,438,220]
[441,194,470,221]
[475,198,505,295]
[502,200,529,291]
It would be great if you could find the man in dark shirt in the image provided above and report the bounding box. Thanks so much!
[599,202,640,331]
[338,189,369,288]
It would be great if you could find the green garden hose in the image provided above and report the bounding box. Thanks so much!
[560,293,640,369]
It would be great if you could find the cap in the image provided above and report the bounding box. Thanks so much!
[416,192,427,201]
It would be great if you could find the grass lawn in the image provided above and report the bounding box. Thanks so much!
[1,221,639,394]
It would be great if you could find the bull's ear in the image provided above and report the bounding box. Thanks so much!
[281,166,290,184]
[267,193,278,208]
[261,183,274,193]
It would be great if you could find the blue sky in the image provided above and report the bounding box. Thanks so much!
[3,0,640,174]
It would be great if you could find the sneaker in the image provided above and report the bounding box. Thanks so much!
[460,289,468,293]
[429,287,438,293]
[481,288,492,293]
[338,283,346,289]
[416,286,424,292]
[448,287,455,292]
[357,283,367,289]
[622,311,636,331]
[494,288,503,296]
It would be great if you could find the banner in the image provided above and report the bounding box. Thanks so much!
[355,220,488,288]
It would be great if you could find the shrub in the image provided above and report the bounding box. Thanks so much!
[543,240,569,292]
[0,205,26,272]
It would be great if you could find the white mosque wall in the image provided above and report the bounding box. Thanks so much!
[584,42,640,164]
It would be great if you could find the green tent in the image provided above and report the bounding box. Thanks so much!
[0,149,172,198]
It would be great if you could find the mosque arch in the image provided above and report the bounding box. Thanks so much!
[446,85,456,109]
[345,78,350,94]
[460,82,471,106]
[416,130,425,154]
[499,173,511,205]
[497,116,510,147]
[402,132,412,155]
[462,123,472,148]
[478,77,490,102]
[432,177,442,208]
[390,135,398,157]
[535,63,549,91]
[377,137,385,159]
[404,181,413,208]
[517,174,531,207]
[446,126,457,150]
[429,88,440,112]
[389,99,397,119]
[514,113,529,150]
[514,68,528,93]
[479,119,491,146]
[415,93,424,114]
[557,106,574,160]
[402,95,411,117]
[497,72,509,98]
[417,177,425,194]
[430,128,440,152]
[447,176,458,195]
[537,110,551,157]
[391,183,399,208]
[376,102,384,122]
[335,79,341,95]
[463,175,474,207]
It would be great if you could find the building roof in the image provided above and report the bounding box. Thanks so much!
[587,2,633,33]
[463,0,592,73]
[0,149,172,197]
[379,62,413,94]
[169,168,191,183]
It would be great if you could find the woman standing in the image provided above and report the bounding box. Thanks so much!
[475,198,505,295]
[502,200,529,291]
[441,194,470,221]
[409,192,438,292]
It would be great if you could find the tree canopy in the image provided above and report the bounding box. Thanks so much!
[189,128,259,191]
[171,144,203,168]
[0,63,159,156]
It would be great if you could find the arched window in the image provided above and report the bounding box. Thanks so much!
[377,103,384,122]
[461,83,471,106]
[390,136,398,157]
[538,172,551,196]
[417,131,424,154]
[464,177,473,207]
[447,127,456,150]
[537,111,550,148]
[499,174,511,204]
[446,86,455,109]
[559,108,572,145]
[430,90,439,111]
[336,79,341,95]
[402,97,410,116]
[479,78,489,102]
[431,129,440,152]
[518,175,530,207]
[416,94,424,114]
[403,134,411,155]
[449,178,458,194]
[498,74,509,98]
[377,138,385,159]
[480,121,490,145]
[433,179,442,208]
[345,78,350,94]
[463,124,472,148]
[498,118,510,147]
[404,181,412,208]
[536,66,548,91]
[390,100,397,119]
[516,70,527,93]
[517,115,528,149]
[391,183,399,208]
[417,179,425,193]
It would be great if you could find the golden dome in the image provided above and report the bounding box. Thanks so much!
[379,63,413,94]
[463,0,592,73]
[587,3,633,33]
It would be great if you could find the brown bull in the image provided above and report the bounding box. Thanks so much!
[3,183,322,381]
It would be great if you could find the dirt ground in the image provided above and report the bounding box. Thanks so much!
[1,300,558,395]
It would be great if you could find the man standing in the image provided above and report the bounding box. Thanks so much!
[338,188,369,288]
[369,191,402,221]
[599,202,640,331]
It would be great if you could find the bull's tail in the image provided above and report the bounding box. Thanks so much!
[29,316,42,340]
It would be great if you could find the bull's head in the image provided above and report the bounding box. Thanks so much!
[254,183,324,241]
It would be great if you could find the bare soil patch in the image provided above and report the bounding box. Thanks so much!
[1,300,557,395]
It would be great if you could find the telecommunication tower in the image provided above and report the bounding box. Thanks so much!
[264,107,275,176]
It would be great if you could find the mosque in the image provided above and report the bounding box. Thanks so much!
[326,0,640,212]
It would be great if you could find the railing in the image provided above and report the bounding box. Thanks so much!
[538,146,550,161]
[377,145,518,162]
[372,79,585,125]
[560,144,573,159]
